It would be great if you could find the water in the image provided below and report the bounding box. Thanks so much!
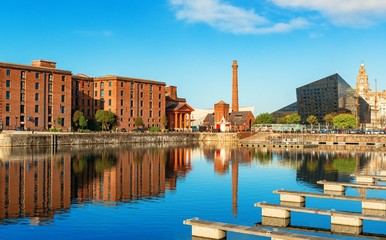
[0,144,385,239]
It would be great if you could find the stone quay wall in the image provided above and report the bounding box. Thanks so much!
[0,132,240,147]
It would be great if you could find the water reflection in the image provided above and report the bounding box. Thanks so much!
[0,144,386,239]
[0,145,194,224]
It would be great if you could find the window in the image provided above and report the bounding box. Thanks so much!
[100,82,104,89]
[6,80,10,88]
[48,74,52,82]
[6,91,11,100]
[140,101,143,107]
[108,99,112,106]
[61,118,64,126]
[5,117,10,126]
[108,82,112,87]
[140,92,143,98]
[21,105,25,114]
[150,85,153,91]
[35,105,39,113]
[21,81,25,89]
[149,111,152,117]
[21,71,26,79]
[140,110,143,116]
[61,95,65,102]
[48,106,52,114]
[120,82,124,87]
[120,109,124,115]
[101,99,104,108]
[95,83,98,87]
[95,91,98,97]
[21,93,25,101]
[120,90,124,96]
[35,73,40,79]
[5,104,10,112]
[61,85,65,92]
[131,100,134,107]
[35,93,39,101]
[61,106,65,114]
[34,118,39,127]
[48,116,52,123]
[140,84,143,89]
[130,91,134,98]
[6,69,10,76]
[150,93,152,99]
[48,84,52,92]
[35,83,39,90]
[108,90,112,96]
[130,110,134,117]
[150,102,153,108]
[159,94,161,100]
[101,89,104,97]
[159,102,161,108]
[131,83,134,89]
[120,99,124,106]
[62,76,65,81]
[48,94,52,103]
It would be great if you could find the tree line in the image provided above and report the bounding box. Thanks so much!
[254,112,357,129]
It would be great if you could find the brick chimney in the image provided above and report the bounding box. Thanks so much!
[232,60,239,112]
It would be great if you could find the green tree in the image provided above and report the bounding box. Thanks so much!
[306,115,318,129]
[72,110,84,130]
[135,117,144,129]
[323,112,337,128]
[79,115,88,130]
[333,114,356,129]
[285,113,301,124]
[276,116,286,124]
[95,110,116,131]
[254,112,274,124]
[56,116,62,127]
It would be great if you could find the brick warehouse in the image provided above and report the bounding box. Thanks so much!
[0,60,193,131]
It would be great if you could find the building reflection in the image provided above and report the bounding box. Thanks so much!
[203,147,254,217]
[0,146,192,224]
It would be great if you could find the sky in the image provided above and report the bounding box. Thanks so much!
[2,0,386,115]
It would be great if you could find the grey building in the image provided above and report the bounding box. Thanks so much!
[296,73,370,123]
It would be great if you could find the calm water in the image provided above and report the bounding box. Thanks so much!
[0,144,385,239]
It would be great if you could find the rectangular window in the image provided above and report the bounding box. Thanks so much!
[140,110,143,116]
[140,101,143,107]
[120,90,124,96]
[159,102,161,108]
[61,106,65,114]
[48,106,52,114]
[120,99,124,106]
[21,105,25,114]
[48,94,52,103]
[48,116,52,122]
[100,82,104,89]
[130,110,134,117]
[150,102,152,108]
[21,81,25,89]
[130,91,134,98]
[6,80,11,88]
[61,85,65,92]
[120,109,124,115]
[6,91,11,100]
[48,74,53,82]
[62,76,65,81]
[5,117,10,126]
[21,93,25,101]
[159,94,161,100]
[48,84,52,92]
[6,69,11,76]
[34,118,39,127]
[35,93,39,101]
[35,73,40,79]
[108,99,112,106]
[108,90,112,96]
[95,91,98,97]
[61,118,64,126]
[101,89,104,97]
[140,92,143,98]
[35,105,39,113]
[131,83,134,89]
[61,95,65,102]
[150,85,153,91]
[21,71,26,79]
[150,93,152,99]
[149,111,152,117]
[131,100,134,108]
[108,82,112,87]
[120,82,124,87]
[5,104,10,112]
[35,82,39,90]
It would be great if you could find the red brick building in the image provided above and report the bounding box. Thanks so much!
[0,60,72,131]
[1,60,193,132]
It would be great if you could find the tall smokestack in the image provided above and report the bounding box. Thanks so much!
[232,60,239,112]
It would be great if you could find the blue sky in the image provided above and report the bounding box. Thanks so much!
[2,0,386,115]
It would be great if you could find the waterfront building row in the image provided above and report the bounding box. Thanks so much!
[0,60,193,131]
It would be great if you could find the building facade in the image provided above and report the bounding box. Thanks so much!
[296,73,370,124]
[356,63,386,129]
[1,60,192,132]
[0,60,72,131]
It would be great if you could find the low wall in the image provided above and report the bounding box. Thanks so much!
[0,132,240,147]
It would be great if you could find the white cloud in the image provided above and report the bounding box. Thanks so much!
[271,0,386,26]
[169,0,308,34]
